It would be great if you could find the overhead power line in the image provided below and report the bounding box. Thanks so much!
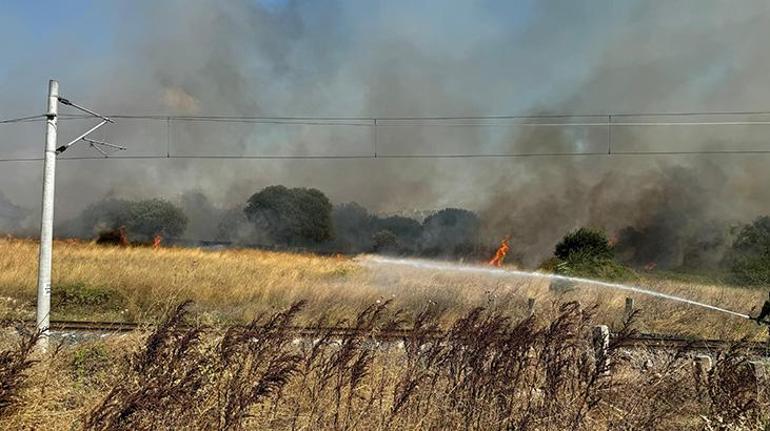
[8,112,770,127]
[5,149,770,163]
[44,108,770,121]
[4,109,770,163]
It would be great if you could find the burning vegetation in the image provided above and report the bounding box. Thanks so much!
[66,198,187,245]
[488,237,510,267]
[95,226,129,247]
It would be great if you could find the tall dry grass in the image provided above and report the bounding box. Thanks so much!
[0,237,765,339]
[0,300,767,430]
[0,237,371,323]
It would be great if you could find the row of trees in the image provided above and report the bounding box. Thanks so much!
[329,201,481,256]
[68,185,770,286]
[243,186,483,257]
[72,186,484,258]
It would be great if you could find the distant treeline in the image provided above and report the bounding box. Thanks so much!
[61,185,488,260]
[55,184,770,286]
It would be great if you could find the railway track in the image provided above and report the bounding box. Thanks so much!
[43,320,433,339]
[28,319,770,354]
[614,332,769,355]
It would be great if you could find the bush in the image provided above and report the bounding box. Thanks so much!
[53,282,124,312]
[71,343,111,384]
[555,228,613,261]
[245,185,333,246]
[547,228,634,282]
[555,251,637,282]
[725,216,770,285]
[0,327,40,416]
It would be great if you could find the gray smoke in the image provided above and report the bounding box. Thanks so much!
[0,191,29,233]
[179,191,224,242]
[2,1,770,266]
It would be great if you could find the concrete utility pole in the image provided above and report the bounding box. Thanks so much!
[35,80,59,349]
[34,80,120,349]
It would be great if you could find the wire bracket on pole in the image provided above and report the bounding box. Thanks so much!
[83,138,126,158]
[57,97,114,123]
[54,97,120,156]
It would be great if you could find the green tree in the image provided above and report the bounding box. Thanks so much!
[244,185,333,245]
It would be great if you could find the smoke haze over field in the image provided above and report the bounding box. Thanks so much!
[3,1,770,266]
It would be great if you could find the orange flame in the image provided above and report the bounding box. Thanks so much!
[489,237,510,267]
[153,233,162,250]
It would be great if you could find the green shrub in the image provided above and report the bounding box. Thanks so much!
[555,251,637,282]
[71,343,111,383]
[53,282,124,311]
[726,216,770,286]
[554,228,613,261]
[538,256,560,273]
[544,228,635,282]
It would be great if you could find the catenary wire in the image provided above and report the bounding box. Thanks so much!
[4,149,770,163]
[4,110,770,162]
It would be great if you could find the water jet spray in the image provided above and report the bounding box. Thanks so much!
[361,256,751,320]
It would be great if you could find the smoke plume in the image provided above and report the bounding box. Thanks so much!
[2,1,770,267]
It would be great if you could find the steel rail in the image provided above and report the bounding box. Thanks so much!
[28,319,769,353]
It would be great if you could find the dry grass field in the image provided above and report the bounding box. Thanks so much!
[0,237,769,429]
[0,237,766,339]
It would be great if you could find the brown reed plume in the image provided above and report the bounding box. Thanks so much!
[0,324,41,416]
[67,298,770,430]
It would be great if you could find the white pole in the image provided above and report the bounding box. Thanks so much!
[36,80,58,349]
